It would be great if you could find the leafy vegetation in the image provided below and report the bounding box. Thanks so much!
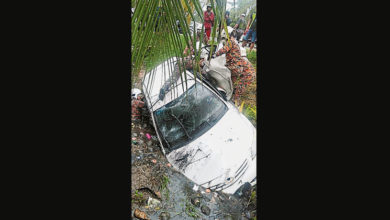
[131,0,237,87]
[247,48,257,69]
[185,201,200,218]
[160,174,170,200]
[229,0,257,22]
[240,49,257,127]
[133,190,145,204]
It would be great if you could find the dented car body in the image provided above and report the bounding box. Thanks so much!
[142,45,256,195]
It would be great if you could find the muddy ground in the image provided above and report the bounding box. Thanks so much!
[131,116,257,220]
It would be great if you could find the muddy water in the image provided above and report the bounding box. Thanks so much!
[146,168,245,220]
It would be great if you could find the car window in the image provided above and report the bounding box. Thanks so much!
[154,83,228,151]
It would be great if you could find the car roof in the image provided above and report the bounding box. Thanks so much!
[142,58,224,112]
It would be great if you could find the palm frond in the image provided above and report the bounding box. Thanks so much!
[131,0,228,95]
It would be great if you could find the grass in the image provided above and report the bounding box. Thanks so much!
[133,190,145,204]
[160,175,170,200]
[185,201,200,219]
[247,48,257,69]
[240,48,257,127]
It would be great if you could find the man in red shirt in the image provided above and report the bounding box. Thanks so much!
[203,5,214,41]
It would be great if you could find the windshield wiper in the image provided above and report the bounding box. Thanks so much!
[169,111,192,140]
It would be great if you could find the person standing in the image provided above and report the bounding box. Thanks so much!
[242,12,257,51]
[203,5,214,40]
[225,11,232,26]
[213,30,255,104]
[233,14,246,42]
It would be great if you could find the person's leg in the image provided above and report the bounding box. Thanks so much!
[249,30,256,51]
[229,66,242,105]
[205,28,211,40]
[236,30,243,42]
[242,30,248,47]
[242,29,253,47]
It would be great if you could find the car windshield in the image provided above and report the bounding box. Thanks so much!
[154,83,228,151]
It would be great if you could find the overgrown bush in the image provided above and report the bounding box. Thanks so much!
[246,49,257,69]
[243,104,257,126]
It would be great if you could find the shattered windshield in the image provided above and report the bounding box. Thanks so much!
[154,83,228,150]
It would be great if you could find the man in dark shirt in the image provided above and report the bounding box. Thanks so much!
[225,11,232,26]
[242,12,257,51]
[233,14,246,42]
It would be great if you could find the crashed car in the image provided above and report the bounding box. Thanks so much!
[141,37,256,195]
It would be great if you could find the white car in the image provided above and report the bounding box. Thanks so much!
[141,43,256,195]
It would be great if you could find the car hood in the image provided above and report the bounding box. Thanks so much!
[166,105,256,188]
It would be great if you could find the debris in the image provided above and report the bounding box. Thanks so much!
[132,137,137,141]
[245,211,251,219]
[134,209,148,220]
[151,159,157,164]
[191,197,201,207]
[159,212,170,220]
[147,197,161,208]
[146,140,153,146]
[138,139,144,145]
[132,140,138,145]
[201,205,211,216]
[132,133,138,137]
[155,191,161,199]
[192,184,199,191]
[151,135,158,141]
[146,133,151,140]
[131,98,145,121]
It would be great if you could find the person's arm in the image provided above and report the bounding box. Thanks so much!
[138,100,145,108]
[246,18,251,30]
[204,12,210,23]
[245,18,251,34]
[183,46,189,56]
[234,19,240,29]
[215,43,231,57]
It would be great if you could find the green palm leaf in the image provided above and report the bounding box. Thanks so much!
[131,0,228,96]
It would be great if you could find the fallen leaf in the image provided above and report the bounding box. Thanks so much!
[134,209,148,220]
